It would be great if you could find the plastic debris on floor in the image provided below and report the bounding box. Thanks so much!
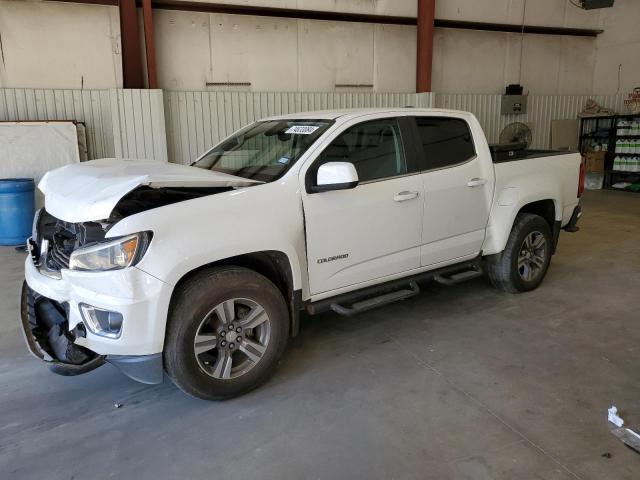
[608,406,625,427]
[608,405,640,454]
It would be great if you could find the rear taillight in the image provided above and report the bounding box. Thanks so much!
[578,160,586,197]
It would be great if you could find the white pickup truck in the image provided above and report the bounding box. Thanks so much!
[21,108,583,400]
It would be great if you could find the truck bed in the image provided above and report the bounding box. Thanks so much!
[489,143,576,163]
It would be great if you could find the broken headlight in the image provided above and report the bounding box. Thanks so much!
[69,232,151,271]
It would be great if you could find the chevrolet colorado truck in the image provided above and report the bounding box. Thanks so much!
[21,108,584,400]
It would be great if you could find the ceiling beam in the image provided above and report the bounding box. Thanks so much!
[434,19,603,37]
[48,1,604,37]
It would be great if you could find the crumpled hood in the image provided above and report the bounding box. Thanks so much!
[39,158,260,223]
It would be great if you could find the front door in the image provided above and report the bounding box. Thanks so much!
[302,117,424,295]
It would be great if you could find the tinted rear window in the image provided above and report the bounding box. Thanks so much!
[415,117,475,170]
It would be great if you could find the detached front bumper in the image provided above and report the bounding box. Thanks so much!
[21,252,172,384]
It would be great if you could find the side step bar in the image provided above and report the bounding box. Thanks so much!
[330,281,420,316]
[307,257,484,317]
[433,266,483,286]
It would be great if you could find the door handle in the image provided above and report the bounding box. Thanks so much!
[394,190,419,202]
[467,178,487,187]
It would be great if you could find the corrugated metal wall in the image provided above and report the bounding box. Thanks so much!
[2,88,629,165]
[0,88,115,159]
[0,88,167,162]
[164,91,435,164]
[434,93,626,149]
[110,89,168,162]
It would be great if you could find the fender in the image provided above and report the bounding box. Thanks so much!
[482,188,561,256]
[105,179,307,348]
[482,151,580,256]
[106,178,307,291]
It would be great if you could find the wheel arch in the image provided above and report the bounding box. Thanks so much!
[516,199,561,254]
[483,195,561,256]
[517,199,558,229]
[168,251,302,337]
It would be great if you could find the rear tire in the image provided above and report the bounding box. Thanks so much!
[487,213,553,293]
[164,267,289,400]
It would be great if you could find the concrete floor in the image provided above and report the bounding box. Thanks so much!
[1,190,639,480]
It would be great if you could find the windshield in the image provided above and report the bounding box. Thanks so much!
[192,119,333,182]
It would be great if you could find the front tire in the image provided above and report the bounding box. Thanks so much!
[487,213,553,293]
[164,267,289,400]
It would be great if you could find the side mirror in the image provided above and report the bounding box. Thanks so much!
[312,162,359,193]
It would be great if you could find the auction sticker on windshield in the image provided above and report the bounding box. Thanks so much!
[285,125,320,134]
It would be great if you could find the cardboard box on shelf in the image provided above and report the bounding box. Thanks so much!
[584,151,605,173]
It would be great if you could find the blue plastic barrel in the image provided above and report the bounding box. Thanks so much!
[0,178,35,246]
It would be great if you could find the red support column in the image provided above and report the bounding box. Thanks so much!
[416,0,435,93]
[119,0,144,88]
[142,0,158,89]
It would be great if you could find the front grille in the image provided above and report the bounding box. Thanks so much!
[48,240,71,270]
[34,210,108,272]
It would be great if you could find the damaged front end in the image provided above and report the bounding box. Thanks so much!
[21,185,235,381]
[20,281,105,375]
[31,208,112,276]
[20,159,264,383]
[22,207,160,380]
[22,210,109,374]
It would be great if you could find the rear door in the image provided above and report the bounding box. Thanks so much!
[301,116,424,295]
[413,115,494,267]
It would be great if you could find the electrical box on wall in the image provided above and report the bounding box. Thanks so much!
[580,0,615,10]
[501,95,527,115]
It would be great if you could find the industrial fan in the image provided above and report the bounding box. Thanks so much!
[499,122,532,148]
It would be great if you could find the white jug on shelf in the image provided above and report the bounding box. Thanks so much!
[621,139,630,153]
[617,120,630,136]
[615,139,623,153]
[613,156,621,171]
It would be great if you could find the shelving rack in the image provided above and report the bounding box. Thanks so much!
[579,113,640,191]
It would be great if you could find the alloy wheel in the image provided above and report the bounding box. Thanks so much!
[517,231,547,282]
[193,298,271,380]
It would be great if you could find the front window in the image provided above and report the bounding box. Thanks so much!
[193,119,333,183]
[317,118,407,183]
